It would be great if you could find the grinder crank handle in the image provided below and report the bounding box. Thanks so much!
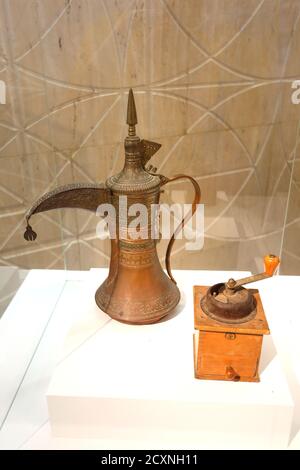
[160,175,201,284]
[226,254,280,290]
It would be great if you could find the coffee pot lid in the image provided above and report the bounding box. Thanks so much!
[106,89,161,193]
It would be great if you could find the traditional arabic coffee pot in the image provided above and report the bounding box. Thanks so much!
[24,90,201,324]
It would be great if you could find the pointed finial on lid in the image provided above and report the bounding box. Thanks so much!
[127,88,137,136]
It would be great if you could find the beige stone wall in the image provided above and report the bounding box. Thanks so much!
[0,0,299,275]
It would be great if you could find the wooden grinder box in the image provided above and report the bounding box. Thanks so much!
[193,286,270,382]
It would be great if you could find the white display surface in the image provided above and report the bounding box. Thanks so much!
[0,268,299,450]
[47,269,293,450]
[0,269,88,450]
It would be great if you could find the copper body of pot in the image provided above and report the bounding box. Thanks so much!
[24,90,201,325]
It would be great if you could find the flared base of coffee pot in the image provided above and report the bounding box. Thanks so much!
[95,264,180,325]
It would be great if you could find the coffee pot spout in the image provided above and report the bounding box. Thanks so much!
[24,183,109,241]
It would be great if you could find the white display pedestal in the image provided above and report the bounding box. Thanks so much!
[47,269,294,450]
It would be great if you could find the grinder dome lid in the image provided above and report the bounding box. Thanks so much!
[200,255,280,324]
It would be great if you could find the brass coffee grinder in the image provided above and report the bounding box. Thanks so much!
[24,89,201,325]
[193,254,280,382]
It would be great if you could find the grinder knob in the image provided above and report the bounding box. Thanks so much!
[226,366,240,382]
[264,254,280,276]
[225,253,280,290]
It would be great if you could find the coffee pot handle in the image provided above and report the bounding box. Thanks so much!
[160,175,201,283]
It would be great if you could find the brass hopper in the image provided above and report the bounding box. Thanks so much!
[24,89,201,325]
[201,254,280,324]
